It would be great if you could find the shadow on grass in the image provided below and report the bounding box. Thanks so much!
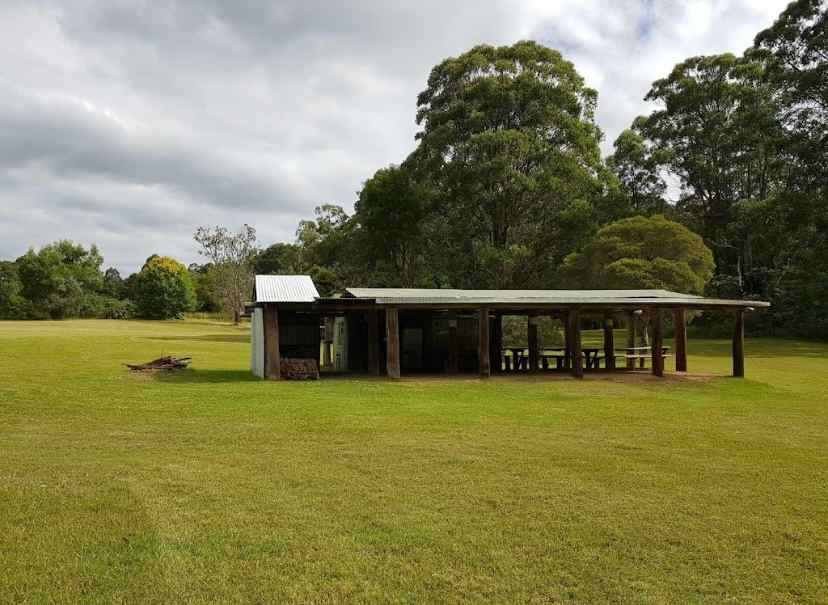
[145,334,248,344]
[155,369,259,383]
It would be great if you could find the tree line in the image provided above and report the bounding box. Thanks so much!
[1,0,824,337]
[0,226,260,321]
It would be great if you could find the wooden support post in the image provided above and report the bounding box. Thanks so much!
[639,314,648,369]
[314,313,322,371]
[626,311,636,370]
[321,318,332,369]
[603,315,615,371]
[491,313,503,373]
[264,305,281,380]
[569,309,583,378]
[733,309,745,378]
[549,313,559,370]
[366,310,379,375]
[563,311,572,370]
[528,315,539,372]
[651,308,664,377]
[447,313,459,374]
[478,307,490,378]
[674,308,688,372]
[386,307,400,379]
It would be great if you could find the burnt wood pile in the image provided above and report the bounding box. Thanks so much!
[125,356,191,372]
[281,358,319,380]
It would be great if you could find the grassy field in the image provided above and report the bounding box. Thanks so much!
[1,319,826,604]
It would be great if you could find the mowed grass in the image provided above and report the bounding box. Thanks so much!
[0,320,826,604]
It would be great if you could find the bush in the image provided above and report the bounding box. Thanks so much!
[15,241,105,319]
[98,297,136,320]
[561,215,714,294]
[132,256,196,319]
[0,261,30,319]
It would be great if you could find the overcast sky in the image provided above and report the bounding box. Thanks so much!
[1,0,788,274]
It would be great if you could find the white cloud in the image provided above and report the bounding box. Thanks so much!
[0,0,788,273]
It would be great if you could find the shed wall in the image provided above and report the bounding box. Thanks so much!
[250,308,264,378]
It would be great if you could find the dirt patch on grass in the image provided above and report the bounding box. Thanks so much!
[323,371,718,385]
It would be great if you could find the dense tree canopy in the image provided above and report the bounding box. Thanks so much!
[636,53,786,281]
[408,40,619,288]
[752,0,827,148]
[294,205,359,295]
[354,165,427,287]
[132,256,195,320]
[561,215,714,294]
[0,261,27,319]
[747,0,828,336]
[14,241,106,319]
[609,0,827,335]
[606,129,669,217]
[253,243,302,276]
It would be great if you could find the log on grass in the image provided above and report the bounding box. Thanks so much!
[125,356,192,372]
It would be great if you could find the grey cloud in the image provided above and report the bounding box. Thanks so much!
[0,84,308,213]
[1,0,788,273]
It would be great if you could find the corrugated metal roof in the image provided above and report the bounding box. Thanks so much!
[252,280,768,308]
[338,296,766,307]
[344,288,767,308]
[255,275,319,303]
[346,288,699,302]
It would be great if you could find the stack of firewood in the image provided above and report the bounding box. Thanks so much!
[125,356,191,372]
[281,358,319,380]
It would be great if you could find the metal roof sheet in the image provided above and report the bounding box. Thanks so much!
[343,288,767,308]
[347,288,699,302]
[252,281,768,308]
[255,275,319,303]
[336,296,767,307]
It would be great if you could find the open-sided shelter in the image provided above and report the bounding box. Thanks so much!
[249,275,769,380]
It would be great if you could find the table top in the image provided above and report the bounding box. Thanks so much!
[622,346,670,351]
[503,348,601,354]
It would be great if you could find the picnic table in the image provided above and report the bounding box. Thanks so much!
[503,347,604,371]
[540,348,566,369]
[503,347,526,371]
[583,348,602,369]
[502,346,671,372]
[619,346,671,369]
[539,348,601,370]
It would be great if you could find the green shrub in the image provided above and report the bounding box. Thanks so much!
[97,297,136,320]
[132,256,195,319]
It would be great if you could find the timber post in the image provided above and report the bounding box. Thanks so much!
[491,313,503,373]
[563,310,572,370]
[479,307,491,378]
[264,305,281,380]
[448,313,459,374]
[733,309,745,377]
[366,310,379,375]
[528,314,539,372]
[386,307,400,379]
[626,311,636,370]
[637,310,648,369]
[603,315,615,371]
[651,308,664,377]
[569,309,583,379]
[674,308,688,372]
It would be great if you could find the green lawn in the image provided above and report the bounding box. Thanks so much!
[1,319,826,604]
